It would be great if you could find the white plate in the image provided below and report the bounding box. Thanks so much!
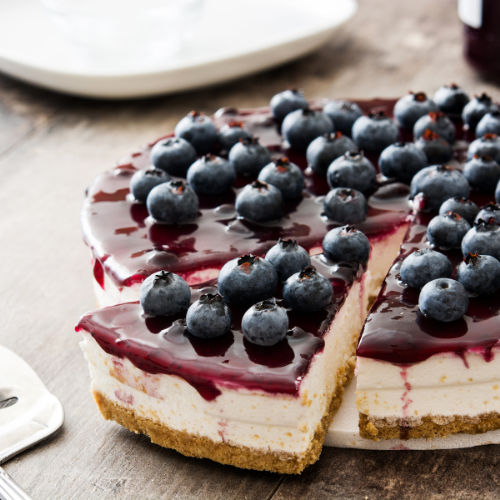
[325,377,500,450]
[0,0,357,99]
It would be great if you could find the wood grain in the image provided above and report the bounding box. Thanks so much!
[0,77,67,161]
[1,0,500,498]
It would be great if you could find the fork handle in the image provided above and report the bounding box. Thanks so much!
[0,467,33,500]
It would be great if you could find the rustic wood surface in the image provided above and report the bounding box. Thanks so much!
[2,0,500,498]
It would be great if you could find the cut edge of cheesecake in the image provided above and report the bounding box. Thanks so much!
[91,362,355,475]
[79,223,409,472]
[356,348,500,442]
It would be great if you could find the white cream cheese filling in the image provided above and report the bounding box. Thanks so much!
[356,349,500,425]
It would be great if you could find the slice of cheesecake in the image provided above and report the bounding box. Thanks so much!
[77,256,370,474]
[356,212,500,441]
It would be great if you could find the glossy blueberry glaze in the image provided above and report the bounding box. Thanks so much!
[77,256,360,401]
[80,98,498,398]
[357,208,500,366]
[82,100,413,289]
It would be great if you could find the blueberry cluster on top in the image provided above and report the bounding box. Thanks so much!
[138,222,370,348]
[131,84,500,233]
[133,83,500,335]
[399,196,500,322]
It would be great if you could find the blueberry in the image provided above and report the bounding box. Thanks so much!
[462,93,497,130]
[463,155,500,191]
[281,108,333,152]
[235,180,284,222]
[265,239,311,281]
[419,278,469,322]
[175,111,218,155]
[415,130,452,165]
[150,137,197,177]
[186,293,232,339]
[306,132,357,175]
[323,100,363,136]
[270,89,308,121]
[414,111,455,144]
[394,92,438,130]
[147,180,199,223]
[379,142,427,183]
[457,253,500,296]
[462,218,500,261]
[241,298,289,346]
[400,248,452,289]
[139,271,191,316]
[228,137,271,177]
[187,155,236,196]
[475,202,500,225]
[427,212,471,249]
[433,83,470,116]
[130,168,171,203]
[283,266,333,312]
[410,165,470,211]
[323,187,368,224]
[258,158,304,199]
[322,225,370,265]
[439,197,479,224]
[327,150,376,192]
[468,133,500,163]
[352,111,399,153]
[218,255,278,306]
[218,121,252,151]
[476,110,500,138]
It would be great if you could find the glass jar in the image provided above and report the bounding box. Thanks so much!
[460,0,500,79]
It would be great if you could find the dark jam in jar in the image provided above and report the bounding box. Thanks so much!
[462,0,500,79]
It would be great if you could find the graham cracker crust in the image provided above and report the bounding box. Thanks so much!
[359,412,500,441]
[92,361,355,474]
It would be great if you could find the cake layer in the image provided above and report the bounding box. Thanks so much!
[78,274,370,473]
[325,376,500,450]
[92,390,337,475]
[357,349,500,440]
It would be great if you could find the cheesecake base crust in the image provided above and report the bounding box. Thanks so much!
[92,361,354,474]
[359,412,500,441]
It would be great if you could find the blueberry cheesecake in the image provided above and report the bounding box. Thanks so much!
[78,86,500,472]
[78,244,371,474]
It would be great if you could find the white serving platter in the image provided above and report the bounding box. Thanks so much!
[325,377,500,450]
[0,0,357,99]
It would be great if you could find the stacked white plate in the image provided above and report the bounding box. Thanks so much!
[0,0,357,98]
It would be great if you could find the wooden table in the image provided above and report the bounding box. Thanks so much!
[2,0,500,498]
